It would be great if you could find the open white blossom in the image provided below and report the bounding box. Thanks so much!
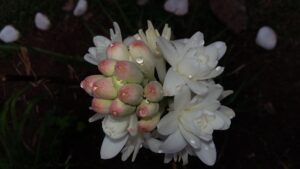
[158,32,226,96]
[0,25,20,43]
[164,0,188,16]
[156,84,235,165]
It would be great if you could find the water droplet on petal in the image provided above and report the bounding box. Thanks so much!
[136,57,144,64]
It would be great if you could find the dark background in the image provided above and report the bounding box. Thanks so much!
[0,0,299,169]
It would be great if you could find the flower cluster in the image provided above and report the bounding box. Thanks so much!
[81,21,235,165]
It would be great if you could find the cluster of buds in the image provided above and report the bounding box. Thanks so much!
[81,58,164,132]
[81,21,235,165]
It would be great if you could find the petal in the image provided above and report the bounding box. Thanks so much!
[194,141,216,166]
[219,106,235,119]
[157,37,178,67]
[174,85,191,112]
[186,80,209,95]
[204,41,226,60]
[157,111,178,135]
[127,114,138,136]
[159,130,187,154]
[84,53,98,65]
[179,125,202,149]
[88,113,104,123]
[164,154,173,163]
[102,115,129,139]
[163,69,186,96]
[100,135,128,159]
[144,138,162,153]
[93,36,111,48]
[177,56,201,78]
[121,144,134,161]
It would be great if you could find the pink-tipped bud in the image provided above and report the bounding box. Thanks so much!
[106,42,130,61]
[91,98,112,114]
[138,113,160,132]
[144,81,164,102]
[98,59,116,76]
[136,100,159,118]
[118,84,143,106]
[93,77,117,99]
[80,75,104,95]
[109,98,135,117]
[128,40,155,79]
[114,61,144,83]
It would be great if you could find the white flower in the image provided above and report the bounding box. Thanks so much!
[134,21,171,82]
[255,26,277,50]
[0,25,20,43]
[164,0,188,16]
[73,0,88,16]
[35,12,51,31]
[156,84,235,165]
[157,32,226,96]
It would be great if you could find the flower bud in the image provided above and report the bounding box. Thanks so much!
[93,77,117,99]
[91,98,112,114]
[138,113,160,132]
[129,40,155,79]
[109,99,135,117]
[80,75,104,95]
[136,100,159,118]
[144,81,164,102]
[118,84,143,106]
[114,61,144,83]
[106,42,130,61]
[98,59,116,76]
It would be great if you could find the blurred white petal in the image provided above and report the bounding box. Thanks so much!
[157,111,177,135]
[102,116,129,139]
[174,85,191,112]
[35,12,51,31]
[163,69,186,96]
[0,25,20,43]
[73,0,88,16]
[164,0,188,16]
[194,141,216,166]
[256,26,277,50]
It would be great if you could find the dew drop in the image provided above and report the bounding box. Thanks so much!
[136,57,144,64]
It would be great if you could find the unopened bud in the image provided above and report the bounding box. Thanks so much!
[109,98,135,117]
[93,77,117,99]
[106,42,130,61]
[98,59,116,76]
[144,81,164,102]
[129,40,155,79]
[114,61,143,83]
[80,75,104,95]
[91,98,112,114]
[138,113,160,132]
[136,100,159,118]
[118,84,143,106]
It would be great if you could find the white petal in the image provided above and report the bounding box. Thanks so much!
[73,0,88,16]
[164,154,173,163]
[34,12,51,31]
[0,25,20,43]
[163,69,186,96]
[88,113,104,123]
[174,85,191,112]
[100,135,128,159]
[102,116,129,139]
[177,56,201,78]
[164,0,188,16]
[179,125,202,149]
[186,80,208,95]
[159,130,187,153]
[204,41,226,60]
[127,114,138,136]
[155,57,167,83]
[157,111,178,135]
[145,138,162,153]
[93,36,111,48]
[84,53,98,65]
[194,141,216,166]
[219,106,235,119]
[157,37,178,67]
[121,144,134,161]
[110,22,122,42]
[256,26,277,50]
[196,66,224,80]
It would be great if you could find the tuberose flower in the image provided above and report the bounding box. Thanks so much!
[157,32,226,96]
[156,84,235,165]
